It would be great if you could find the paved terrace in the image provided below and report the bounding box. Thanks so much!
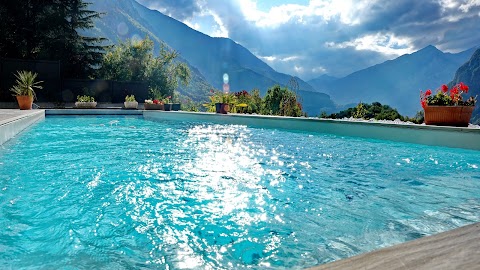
[0,109,479,269]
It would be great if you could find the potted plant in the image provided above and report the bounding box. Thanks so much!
[124,95,138,109]
[171,95,181,111]
[215,92,236,114]
[420,82,477,127]
[144,99,164,110]
[163,95,172,111]
[9,70,43,110]
[75,95,97,108]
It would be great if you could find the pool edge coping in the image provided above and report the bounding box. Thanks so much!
[309,222,480,270]
[0,109,45,146]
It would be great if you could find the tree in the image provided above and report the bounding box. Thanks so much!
[0,0,106,78]
[99,37,190,98]
[330,102,404,120]
[262,85,303,117]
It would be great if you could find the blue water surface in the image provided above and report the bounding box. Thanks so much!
[0,116,479,269]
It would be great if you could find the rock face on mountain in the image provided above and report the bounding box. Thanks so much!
[88,0,336,115]
[309,45,476,116]
[450,49,480,124]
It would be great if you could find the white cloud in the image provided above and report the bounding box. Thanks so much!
[459,0,480,12]
[207,11,229,37]
[260,56,277,62]
[237,0,373,28]
[312,66,327,73]
[294,65,304,73]
[326,33,415,56]
[183,20,201,31]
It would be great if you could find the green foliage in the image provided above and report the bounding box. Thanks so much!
[0,0,107,78]
[233,90,262,114]
[329,102,404,121]
[125,95,136,102]
[262,85,303,117]
[181,98,200,112]
[403,110,424,124]
[77,95,95,102]
[9,70,43,99]
[352,103,367,118]
[99,37,190,98]
[250,89,263,114]
[203,91,237,112]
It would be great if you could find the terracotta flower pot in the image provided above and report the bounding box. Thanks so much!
[424,106,474,127]
[16,95,33,110]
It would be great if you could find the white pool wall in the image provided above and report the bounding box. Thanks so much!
[144,111,480,151]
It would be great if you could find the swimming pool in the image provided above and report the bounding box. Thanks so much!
[1,115,479,269]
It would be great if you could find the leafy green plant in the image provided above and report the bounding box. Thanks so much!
[203,91,237,112]
[327,102,404,121]
[77,95,95,102]
[100,37,190,98]
[9,70,43,99]
[125,95,136,102]
[353,103,368,118]
[162,95,172,104]
[262,85,302,117]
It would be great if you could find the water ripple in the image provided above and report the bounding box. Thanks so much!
[0,116,479,269]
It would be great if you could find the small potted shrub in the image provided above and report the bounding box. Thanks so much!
[420,82,477,127]
[171,95,181,111]
[9,70,43,110]
[163,95,172,111]
[75,95,97,108]
[124,95,138,109]
[144,99,164,110]
[215,92,236,114]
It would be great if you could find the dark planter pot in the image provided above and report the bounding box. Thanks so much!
[164,103,172,111]
[171,103,181,111]
[215,103,229,114]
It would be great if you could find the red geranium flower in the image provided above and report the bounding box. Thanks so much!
[425,89,432,96]
[459,82,469,93]
[153,99,159,104]
[421,100,427,109]
[441,84,448,92]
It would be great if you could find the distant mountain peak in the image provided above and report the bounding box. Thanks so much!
[415,45,442,54]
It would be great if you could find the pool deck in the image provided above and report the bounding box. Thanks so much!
[311,222,480,270]
[0,109,45,145]
[1,109,480,269]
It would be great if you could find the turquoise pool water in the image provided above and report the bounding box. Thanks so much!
[1,116,479,269]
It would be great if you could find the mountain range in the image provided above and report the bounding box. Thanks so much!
[88,0,336,115]
[88,0,477,119]
[450,48,480,124]
[308,45,476,115]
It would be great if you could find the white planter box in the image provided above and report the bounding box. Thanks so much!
[75,102,97,108]
[124,101,138,109]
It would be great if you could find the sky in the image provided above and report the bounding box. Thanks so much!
[136,0,480,80]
